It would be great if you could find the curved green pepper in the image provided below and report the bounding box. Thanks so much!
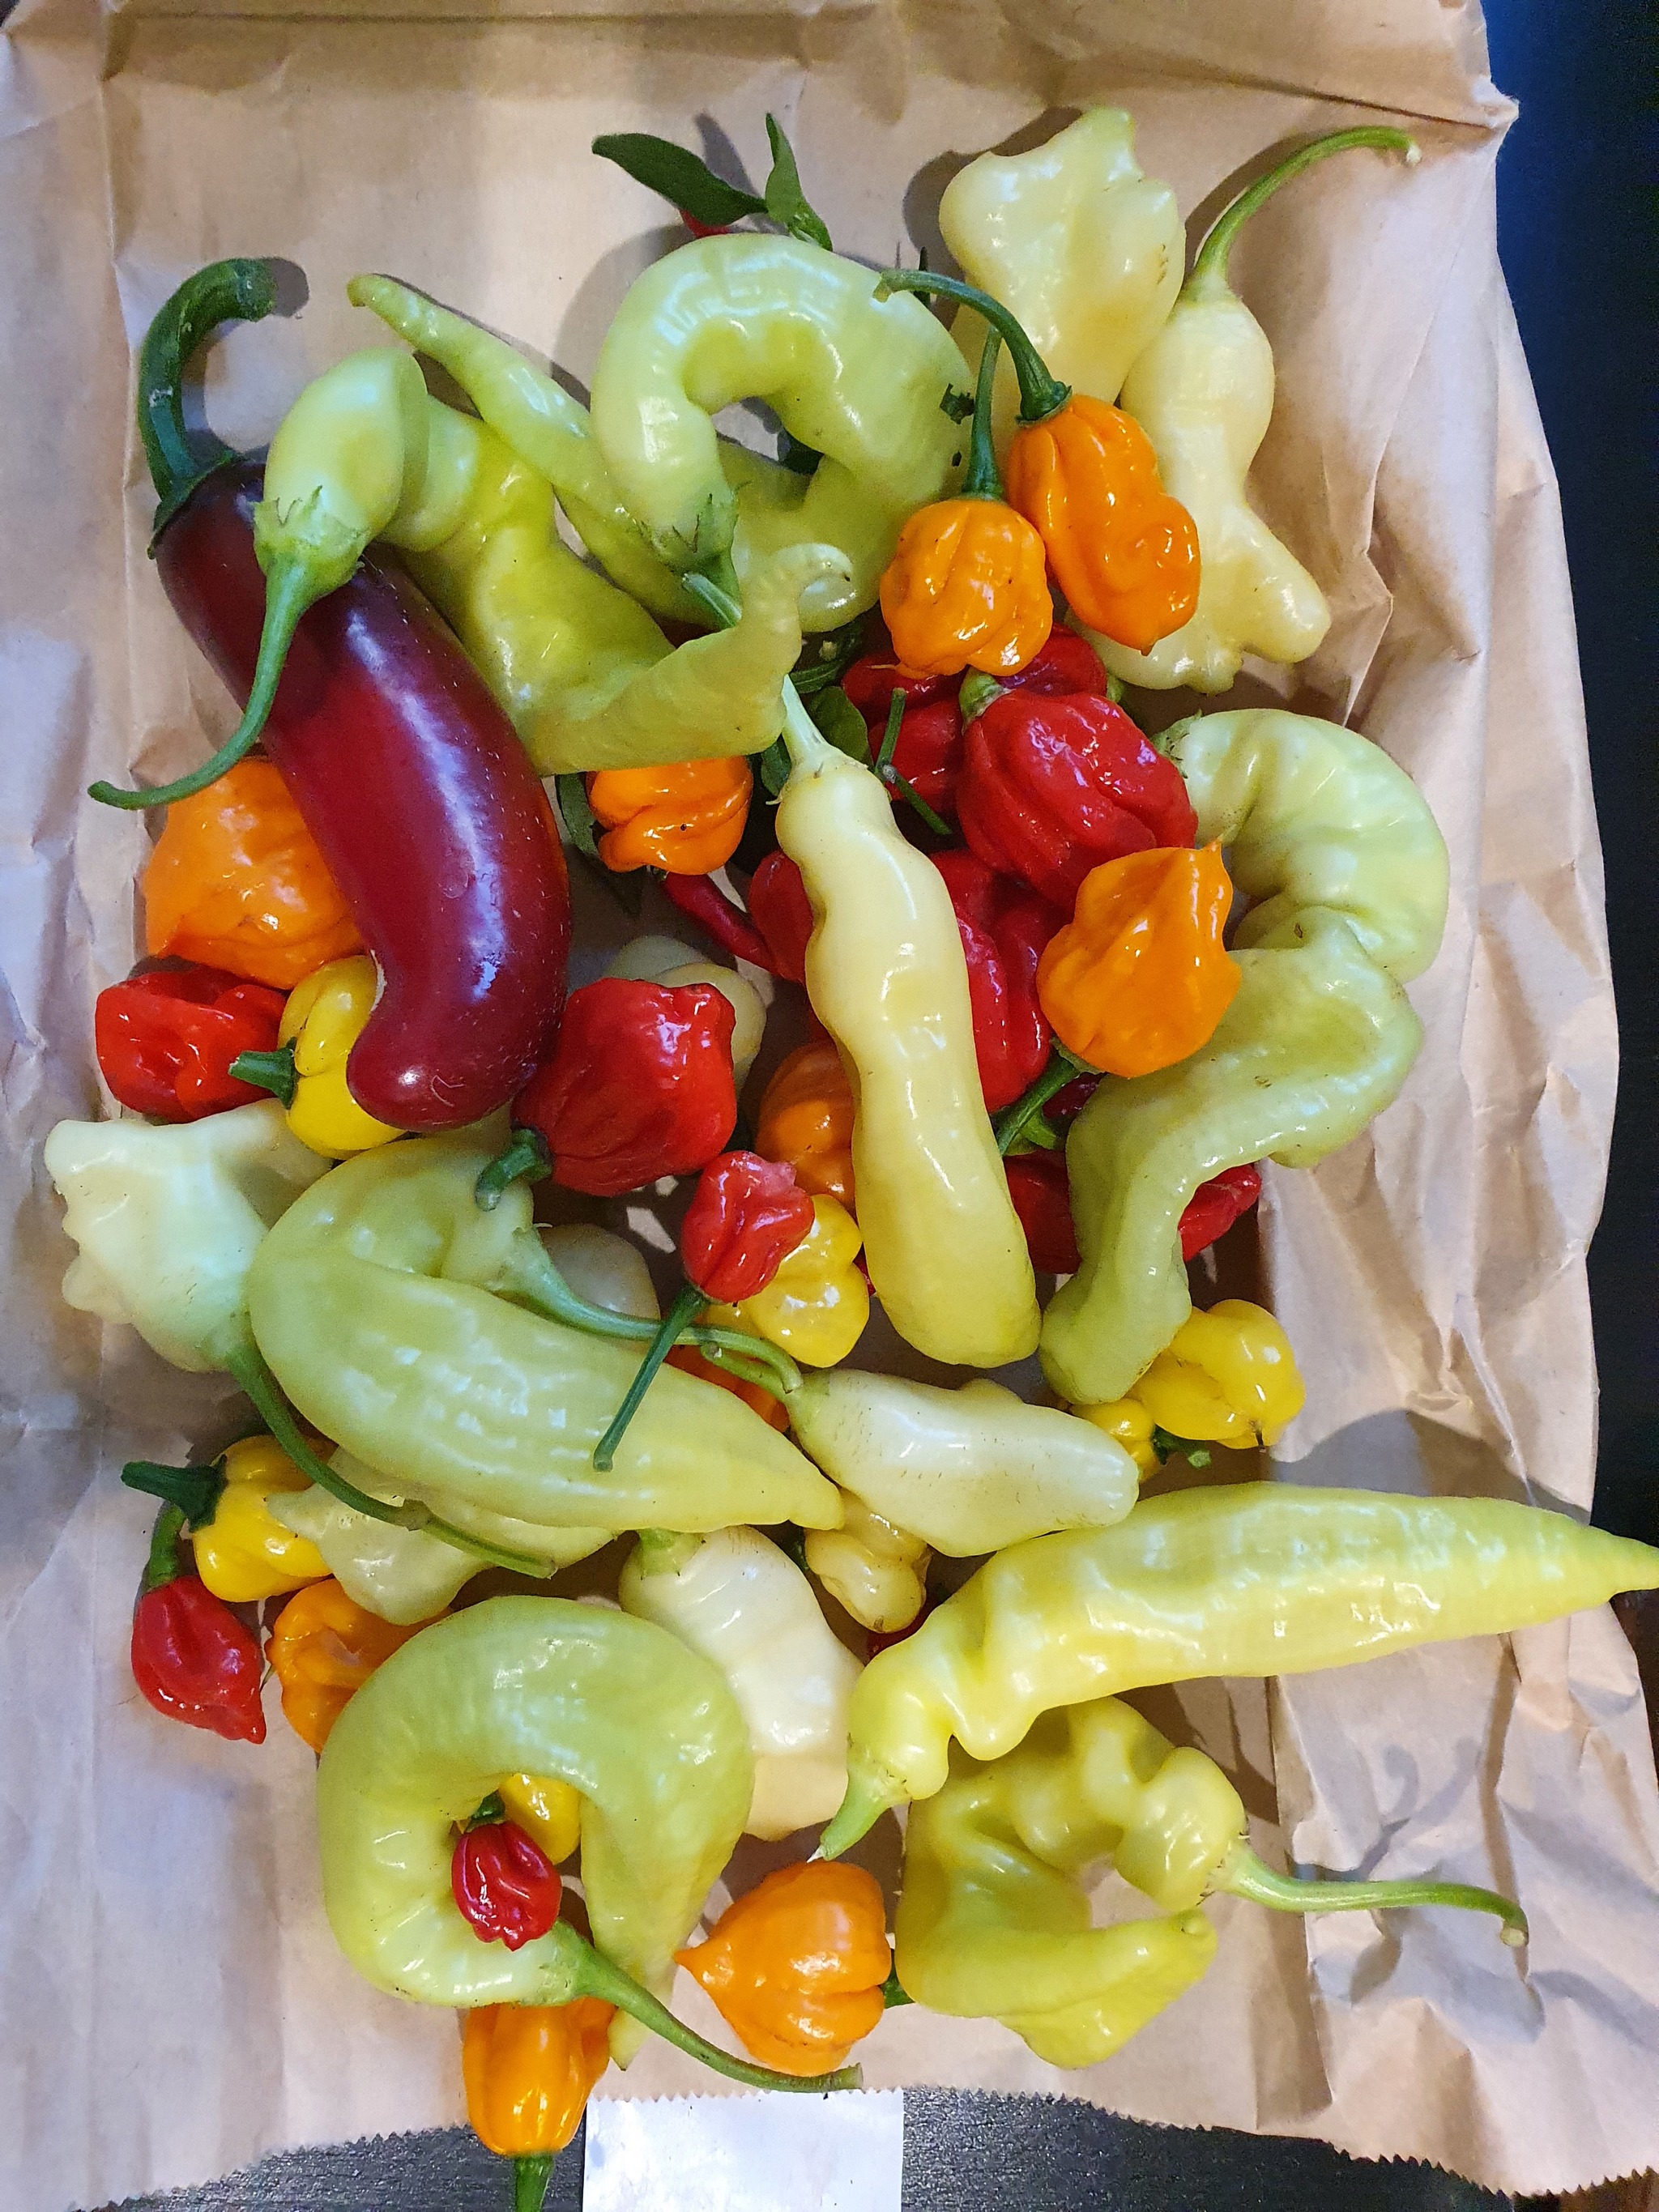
[246,1135,842,1536]
[589,233,970,590]
[820,1484,1659,1855]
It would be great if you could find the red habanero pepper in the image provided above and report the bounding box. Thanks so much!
[957,686,1197,914]
[863,696,964,818]
[999,628,1108,699]
[842,654,953,721]
[747,850,816,984]
[130,1504,266,1743]
[1179,1163,1263,1261]
[95,963,286,1121]
[453,1803,565,1951]
[98,260,570,1132]
[1006,1153,1265,1278]
[514,978,737,1198]
[932,850,1061,1113]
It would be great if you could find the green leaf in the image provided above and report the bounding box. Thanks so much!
[757,737,792,797]
[762,115,834,251]
[554,772,600,862]
[1150,1427,1212,1470]
[809,686,869,761]
[592,133,766,230]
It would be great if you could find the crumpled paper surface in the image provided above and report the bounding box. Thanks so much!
[2,0,1654,2204]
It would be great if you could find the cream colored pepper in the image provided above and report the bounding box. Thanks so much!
[939,109,1184,453]
[1091,128,1419,693]
[806,1500,931,1637]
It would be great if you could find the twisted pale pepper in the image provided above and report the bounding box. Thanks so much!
[1041,707,1448,1406]
[897,1697,1525,2068]
[806,1498,932,1636]
[820,1486,1659,1856]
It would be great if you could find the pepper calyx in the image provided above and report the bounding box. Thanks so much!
[476,1129,553,1212]
[230,1042,298,1107]
[122,1458,228,1530]
[139,1502,192,1596]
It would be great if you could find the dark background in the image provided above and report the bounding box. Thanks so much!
[101,0,1656,2205]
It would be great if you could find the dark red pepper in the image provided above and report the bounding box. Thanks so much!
[452,1809,563,1951]
[682,1151,814,1305]
[1006,1153,1265,1278]
[1179,1163,1263,1261]
[130,1505,266,1744]
[100,260,570,1132]
[864,696,964,818]
[932,850,1062,1114]
[957,688,1196,913]
[842,652,953,720]
[515,978,736,1197]
[996,628,1108,700]
[95,962,286,1122]
[659,872,778,973]
[747,850,815,984]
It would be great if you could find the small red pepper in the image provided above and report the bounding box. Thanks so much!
[747,850,816,984]
[1179,1163,1263,1261]
[1006,1153,1265,1277]
[452,1805,564,1952]
[514,978,737,1197]
[932,850,1062,1113]
[95,962,287,1122]
[997,629,1109,700]
[682,1151,816,1306]
[130,1504,266,1744]
[957,688,1197,913]
[659,872,777,974]
[841,654,953,721]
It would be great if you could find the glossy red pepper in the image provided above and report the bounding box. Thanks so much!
[747,850,816,984]
[130,1505,266,1744]
[514,978,736,1197]
[452,1810,564,1951]
[660,873,777,973]
[683,1152,815,1304]
[107,261,570,1132]
[1006,1153,1265,1277]
[841,652,953,721]
[997,629,1109,700]
[94,962,286,1122]
[1179,1163,1263,1260]
[957,688,1197,914]
[932,850,1061,1114]
[864,696,964,817]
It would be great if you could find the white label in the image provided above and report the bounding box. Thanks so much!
[584,2090,906,2212]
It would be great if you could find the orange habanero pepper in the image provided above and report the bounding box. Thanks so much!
[879,331,1053,680]
[675,1862,891,2077]
[586,757,752,876]
[877,271,1200,654]
[143,757,362,990]
[463,1997,615,2208]
[755,1039,856,1212]
[1036,841,1239,1078]
[265,1577,433,1753]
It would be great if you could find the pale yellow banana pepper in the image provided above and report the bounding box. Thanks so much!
[731,1196,868,1368]
[1091,128,1419,693]
[939,109,1184,454]
[805,1498,931,1638]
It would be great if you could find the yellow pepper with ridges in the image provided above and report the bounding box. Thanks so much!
[1131,1299,1304,1448]
[232,954,402,1159]
[498,1774,584,1865]
[731,1196,868,1368]
[120,1434,328,1603]
[1071,1397,1159,1479]
[805,1498,930,1636]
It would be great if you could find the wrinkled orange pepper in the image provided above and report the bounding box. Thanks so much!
[143,757,362,989]
[675,1861,891,2076]
[881,329,1051,680]
[1036,842,1239,1078]
[665,1342,791,1432]
[754,1040,856,1212]
[265,1577,433,1752]
[462,1997,615,2176]
[586,757,751,875]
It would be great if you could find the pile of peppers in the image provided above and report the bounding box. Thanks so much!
[42,109,1659,2212]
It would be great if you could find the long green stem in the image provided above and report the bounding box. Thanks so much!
[1190,128,1420,293]
[959,327,1005,501]
[593,1281,706,1471]
[1218,1843,1528,1948]
[993,1044,1096,1156]
[141,1503,190,1596]
[875,268,1069,425]
[138,257,275,531]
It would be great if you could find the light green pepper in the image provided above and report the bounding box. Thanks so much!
[1040,707,1448,1407]
[246,1134,842,1536]
[788,1373,1138,1555]
[270,1469,492,1624]
[589,233,970,593]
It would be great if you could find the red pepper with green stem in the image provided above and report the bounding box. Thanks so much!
[130,1504,266,1743]
[95,963,287,1122]
[453,1798,565,1952]
[96,259,570,1131]
[1005,1147,1263,1276]
[933,850,1060,1113]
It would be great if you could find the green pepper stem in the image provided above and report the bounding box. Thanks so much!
[88,558,316,811]
[1218,1843,1528,1948]
[554,1923,861,2093]
[514,2154,555,2212]
[140,1502,190,1596]
[881,766,952,838]
[634,1528,703,1577]
[1190,128,1420,294]
[593,1281,707,1471]
[957,671,1005,724]
[138,257,275,535]
[993,1043,1098,1156]
[122,1459,226,1529]
[958,327,1005,501]
[476,1129,553,1212]
[228,1042,298,1106]
[881,1962,913,2009]
[875,269,1070,427]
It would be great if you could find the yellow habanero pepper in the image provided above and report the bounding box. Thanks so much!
[497,1773,584,1865]
[587,757,753,876]
[1036,844,1239,1078]
[755,1041,856,1211]
[121,1434,329,1603]
[1130,1298,1305,1450]
[462,1996,616,2196]
[234,955,402,1158]
[1068,1397,1159,1481]
[733,1196,868,1368]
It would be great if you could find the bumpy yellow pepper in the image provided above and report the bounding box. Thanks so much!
[805,1498,931,1637]
[233,954,401,1159]
[731,1196,868,1368]
[1072,1397,1159,1479]
[498,1773,584,1865]
[1132,1299,1304,1448]
[122,1434,329,1602]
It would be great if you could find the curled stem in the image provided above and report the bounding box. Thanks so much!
[476,1129,552,1211]
[1192,128,1420,292]
[1218,1843,1528,1948]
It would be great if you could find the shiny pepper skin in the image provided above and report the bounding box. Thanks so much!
[142,757,362,990]
[805,1497,931,1634]
[933,850,1060,1113]
[190,1435,329,1602]
[755,1039,856,1212]
[265,1576,431,1752]
[682,1151,815,1303]
[676,1861,892,2075]
[1073,1395,1161,1478]
[462,1997,614,2160]
[130,1506,267,1743]
[453,1817,565,1951]
[275,955,403,1157]
[1007,1154,1262,1280]
[746,850,816,983]
[588,757,753,876]
[880,497,1053,679]
[1037,843,1239,1077]
[1004,396,1200,651]
[497,1774,584,1865]
[94,962,287,1123]
[1130,1298,1306,1448]
[958,688,1197,914]
[730,1194,868,1367]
